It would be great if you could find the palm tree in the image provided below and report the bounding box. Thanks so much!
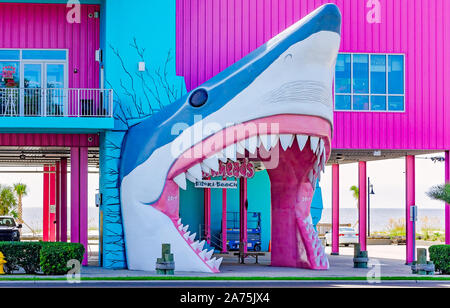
[350,185,360,228]
[13,183,28,224]
[350,185,360,208]
[0,185,18,217]
[427,184,450,204]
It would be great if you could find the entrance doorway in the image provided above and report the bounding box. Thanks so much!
[21,61,67,116]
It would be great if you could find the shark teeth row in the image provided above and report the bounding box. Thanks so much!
[176,218,223,270]
[173,134,327,190]
[302,216,329,268]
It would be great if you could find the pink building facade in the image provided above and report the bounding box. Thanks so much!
[176,0,450,262]
[0,2,106,265]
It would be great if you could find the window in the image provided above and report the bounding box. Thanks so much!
[335,53,405,112]
[0,49,68,89]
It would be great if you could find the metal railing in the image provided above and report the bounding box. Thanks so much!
[0,88,113,117]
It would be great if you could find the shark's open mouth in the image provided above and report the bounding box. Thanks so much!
[119,4,341,273]
[162,114,331,272]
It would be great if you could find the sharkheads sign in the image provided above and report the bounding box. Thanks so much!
[202,159,255,179]
[196,159,255,189]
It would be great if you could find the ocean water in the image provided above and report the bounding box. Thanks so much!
[19,207,446,234]
[20,207,99,234]
[321,208,446,232]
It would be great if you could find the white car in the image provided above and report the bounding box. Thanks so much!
[325,227,358,247]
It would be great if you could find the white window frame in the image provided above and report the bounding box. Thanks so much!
[0,48,69,89]
[0,49,69,116]
[334,52,406,113]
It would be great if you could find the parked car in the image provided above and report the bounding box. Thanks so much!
[0,216,22,242]
[324,227,358,247]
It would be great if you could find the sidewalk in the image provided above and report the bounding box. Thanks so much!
[1,245,448,280]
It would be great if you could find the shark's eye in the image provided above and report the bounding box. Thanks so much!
[189,89,208,107]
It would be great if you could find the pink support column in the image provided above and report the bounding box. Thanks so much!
[221,177,228,253]
[406,155,416,264]
[204,184,211,245]
[60,158,68,243]
[56,162,61,242]
[358,161,367,251]
[445,151,449,245]
[49,165,56,242]
[79,147,89,266]
[331,164,340,255]
[240,177,248,254]
[71,148,89,265]
[43,165,50,242]
[71,148,80,244]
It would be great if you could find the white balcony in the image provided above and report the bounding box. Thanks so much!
[0,88,113,118]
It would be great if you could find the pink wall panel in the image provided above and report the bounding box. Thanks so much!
[0,133,99,147]
[0,3,100,89]
[176,0,450,151]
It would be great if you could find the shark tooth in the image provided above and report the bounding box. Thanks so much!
[310,137,320,153]
[182,225,189,232]
[205,249,214,260]
[187,164,202,180]
[206,257,217,269]
[318,139,325,156]
[321,159,326,173]
[316,256,322,267]
[186,173,197,183]
[314,245,320,257]
[270,134,280,148]
[321,255,329,268]
[308,170,314,185]
[236,142,246,155]
[183,231,191,240]
[259,135,272,151]
[199,249,207,259]
[191,241,200,250]
[177,218,182,226]
[219,152,228,163]
[198,240,206,251]
[203,156,219,172]
[314,158,320,170]
[241,136,258,155]
[178,224,184,231]
[173,173,187,190]
[214,257,223,269]
[200,163,211,174]
[224,144,237,161]
[279,134,294,151]
[189,233,197,242]
[296,135,308,151]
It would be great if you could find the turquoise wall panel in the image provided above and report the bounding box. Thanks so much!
[99,0,184,269]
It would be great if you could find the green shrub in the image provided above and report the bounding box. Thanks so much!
[40,243,85,275]
[0,242,42,274]
[429,245,450,274]
[0,242,85,275]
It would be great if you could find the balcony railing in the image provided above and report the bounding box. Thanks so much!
[0,88,114,118]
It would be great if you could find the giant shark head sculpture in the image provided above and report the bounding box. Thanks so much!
[120,4,341,273]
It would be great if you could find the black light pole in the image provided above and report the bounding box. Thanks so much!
[367,178,375,237]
